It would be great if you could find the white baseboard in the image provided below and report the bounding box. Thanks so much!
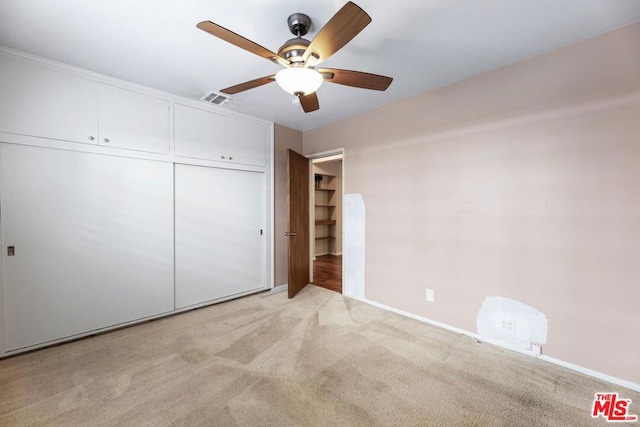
[347,295,640,393]
[538,355,640,393]
[271,284,288,293]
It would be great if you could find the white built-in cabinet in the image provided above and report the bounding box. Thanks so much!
[174,103,266,166]
[174,104,226,160]
[0,144,175,351]
[0,50,272,356]
[224,116,267,166]
[98,84,170,154]
[175,165,266,309]
[0,56,98,144]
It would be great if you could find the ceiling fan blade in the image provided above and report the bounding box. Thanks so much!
[318,68,393,91]
[220,75,276,94]
[197,21,289,67]
[299,92,319,113]
[302,1,371,66]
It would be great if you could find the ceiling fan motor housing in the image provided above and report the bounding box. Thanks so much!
[278,37,310,63]
[279,13,313,63]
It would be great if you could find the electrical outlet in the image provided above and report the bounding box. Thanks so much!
[426,289,434,302]
[499,318,516,334]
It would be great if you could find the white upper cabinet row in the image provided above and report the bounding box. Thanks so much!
[173,104,266,167]
[0,57,169,154]
[0,55,268,165]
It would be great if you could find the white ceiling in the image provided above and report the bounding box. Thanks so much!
[1,1,639,131]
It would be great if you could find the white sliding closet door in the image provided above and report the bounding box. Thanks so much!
[0,144,174,351]
[175,165,266,309]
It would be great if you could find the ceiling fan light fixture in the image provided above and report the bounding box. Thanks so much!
[198,2,391,114]
[275,67,323,96]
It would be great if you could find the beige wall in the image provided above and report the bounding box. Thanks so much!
[274,124,303,287]
[303,23,640,384]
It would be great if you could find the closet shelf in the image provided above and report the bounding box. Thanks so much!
[314,170,338,253]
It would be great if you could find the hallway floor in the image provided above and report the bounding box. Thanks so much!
[312,254,342,294]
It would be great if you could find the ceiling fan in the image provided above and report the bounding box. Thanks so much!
[197,1,393,113]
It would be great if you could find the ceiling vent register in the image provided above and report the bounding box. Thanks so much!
[200,91,235,106]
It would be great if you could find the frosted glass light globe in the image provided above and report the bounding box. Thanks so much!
[275,67,323,96]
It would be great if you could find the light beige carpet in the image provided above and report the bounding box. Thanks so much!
[0,285,637,426]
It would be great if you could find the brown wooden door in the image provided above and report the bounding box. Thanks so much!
[287,149,310,298]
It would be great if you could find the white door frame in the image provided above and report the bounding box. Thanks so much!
[307,148,345,287]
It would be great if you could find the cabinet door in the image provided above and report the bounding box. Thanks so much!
[175,165,266,309]
[0,56,98,144]
[0,144,174,351]
[225,117,267,166]
[98,84,170,154]
[174,104,226,160]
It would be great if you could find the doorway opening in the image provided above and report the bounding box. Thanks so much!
[310,152,343,294]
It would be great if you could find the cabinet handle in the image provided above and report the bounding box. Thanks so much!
[229,157,233,160]
[221,155,225,159]
[88,136,95,141]
[103,138,110,143]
